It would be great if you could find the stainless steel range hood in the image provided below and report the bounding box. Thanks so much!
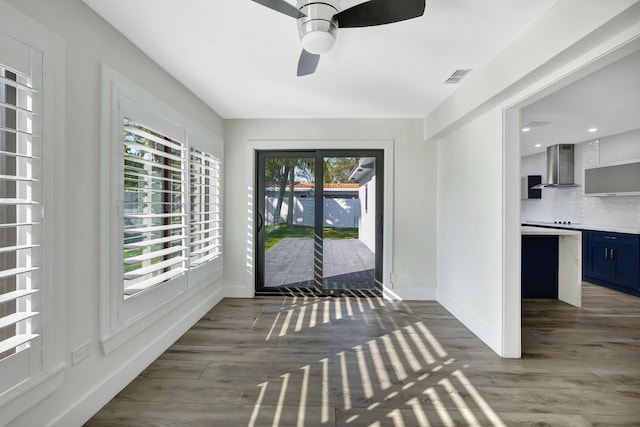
[531,144,578,189]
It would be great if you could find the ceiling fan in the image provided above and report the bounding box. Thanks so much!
[251,0,426,76]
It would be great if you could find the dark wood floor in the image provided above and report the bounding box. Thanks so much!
[86,283,640,426]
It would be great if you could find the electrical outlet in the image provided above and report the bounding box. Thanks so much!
[71,342,91,365]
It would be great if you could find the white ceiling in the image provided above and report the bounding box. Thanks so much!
[520,49,640,157]
[82,0,560,119]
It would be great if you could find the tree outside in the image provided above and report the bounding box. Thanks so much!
[263,156,360,251]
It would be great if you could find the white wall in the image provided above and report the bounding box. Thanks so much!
[224,119,437,299]
[435,109,504,351]
[522,128,640,229]
[425,0,640,357]
[599,128,640,164]
[266,196,361,228]
[358,173,376,252]
[2,0,226,425]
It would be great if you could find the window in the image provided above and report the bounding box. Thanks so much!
[122,118,188,297]
[0,60,43,392]
[0,5,65,419]
[189,147,222,268]
[99,66,223,352]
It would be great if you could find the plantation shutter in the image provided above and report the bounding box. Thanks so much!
[0,62,41,364]
[189,148,222,267]
[122,119,187,296]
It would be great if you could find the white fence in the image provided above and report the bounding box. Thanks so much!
[265,196,361,228]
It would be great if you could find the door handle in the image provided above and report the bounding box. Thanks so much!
[605,248,608,259]
[257,212,264,232]
[610,248,614,259]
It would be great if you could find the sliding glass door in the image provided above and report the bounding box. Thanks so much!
[258,153,316,290]
[256,150,383,295]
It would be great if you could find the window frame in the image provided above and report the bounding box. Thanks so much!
[112,94,189,325]
[0,2,66,420]
[99,65,223,354]
[0,49,44,392]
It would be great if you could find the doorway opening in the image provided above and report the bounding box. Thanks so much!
[503,39,640,358]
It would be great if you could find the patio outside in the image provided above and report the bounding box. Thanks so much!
[262,156,377,290]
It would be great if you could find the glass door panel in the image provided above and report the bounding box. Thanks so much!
[259,154,316,289]
[322,156,376,290]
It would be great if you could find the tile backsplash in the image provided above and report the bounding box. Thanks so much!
[521,128,640,230]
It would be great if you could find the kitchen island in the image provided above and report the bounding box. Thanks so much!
[521,226,582,307]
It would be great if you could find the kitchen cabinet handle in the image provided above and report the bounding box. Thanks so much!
[604,236,617,240]
[610,248,614,258]
[605,248,609,259]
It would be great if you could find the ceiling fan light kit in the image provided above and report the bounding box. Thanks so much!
[297,1,339,55]
[252,0,426,76]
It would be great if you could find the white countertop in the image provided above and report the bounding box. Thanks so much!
[522,221,640,235]
[521,226,581,236]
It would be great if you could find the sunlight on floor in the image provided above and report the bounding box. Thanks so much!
[250,295,507,426]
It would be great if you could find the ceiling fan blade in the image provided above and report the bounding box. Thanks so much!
[336,0,426,28]
[297,50,320,76]
[251,0,305,19]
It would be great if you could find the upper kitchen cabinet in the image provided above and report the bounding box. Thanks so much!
[521,175,542,200]
[585,160,640,196]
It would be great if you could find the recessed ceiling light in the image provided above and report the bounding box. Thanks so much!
[534,144,542,148]
[588,128,598,133]
[522,127,530,132]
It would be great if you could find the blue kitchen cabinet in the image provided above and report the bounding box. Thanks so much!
[521,235,559,298]
[527,175,542,199]
[584,231,640,294]
[611,244,640,289]
[587,241,613,282]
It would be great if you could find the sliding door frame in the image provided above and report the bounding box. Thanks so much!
[255,149,384,296]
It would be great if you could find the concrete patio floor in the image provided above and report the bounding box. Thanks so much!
[264,237,375,290]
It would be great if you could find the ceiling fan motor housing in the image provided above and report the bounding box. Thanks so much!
[297,1,339,55]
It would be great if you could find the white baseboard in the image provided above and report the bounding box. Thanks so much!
[436,289,502,356]
[223,285,254,298]
[384,286,437,300]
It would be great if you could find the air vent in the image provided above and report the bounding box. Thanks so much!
[522,121,552,128]
[444,69,472,84]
